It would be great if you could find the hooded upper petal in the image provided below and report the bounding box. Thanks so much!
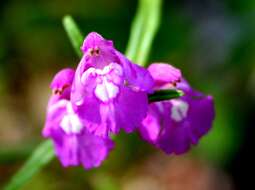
[147,63,181,90]
[49,68,75,103]
[80,32,118,69]
[43,68,75,136]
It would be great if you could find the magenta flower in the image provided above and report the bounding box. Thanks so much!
[71,32,154,137]
[139,63,215,154]
[43,68,114,169]
[42,32,215,170]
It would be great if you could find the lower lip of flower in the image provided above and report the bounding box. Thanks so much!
[95,78,119,102]
[60,102,84,134]
[170,100,189,122]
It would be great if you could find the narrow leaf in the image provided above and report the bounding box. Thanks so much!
[125,0,145,61]
[125,0,162,66]
[62,15,84,58]
[148,89,184,103]
[137,0,161,65]
[4,140,54,190]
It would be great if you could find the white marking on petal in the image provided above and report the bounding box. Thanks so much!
[81,67,96,85]
[95,78,119,102]
[80,63,122,103]
[110,62,123,76]
[98,64,111,75]
[81,63,123,84]
[155,102,164,113]
[94,62,123,76]
[48,99,69,113]
[60,102,83,134]
[75,99,84,106]
[171,100,189,122]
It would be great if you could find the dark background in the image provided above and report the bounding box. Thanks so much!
[0,0,254,189]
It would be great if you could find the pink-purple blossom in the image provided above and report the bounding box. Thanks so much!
[43,68,114,169]
[139,63,215,154]
[42,32,215,170]
[71,32,154,137]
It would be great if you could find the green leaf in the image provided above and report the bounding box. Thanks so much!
[148,89,184,103]
[62,15,84,58]
[4,140,54,190]
[125,0,162,66]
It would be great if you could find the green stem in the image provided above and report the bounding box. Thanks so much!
[137,0,161,65]
[125,0,162,66]
[4,140,54,190]
[125,0,145,61]
[62,15,84,58]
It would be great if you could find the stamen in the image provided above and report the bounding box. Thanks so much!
[61,84,70,91]
[53,89,59,95]
[87,47,100,57]
[52,84,70,95]
[88,48,93,56]
[94,47,100,56]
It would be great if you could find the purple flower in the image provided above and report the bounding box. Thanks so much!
[71,32,154,137]
[139,63,215,154]
[43,68,114,169]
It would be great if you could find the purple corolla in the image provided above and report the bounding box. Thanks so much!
[42,32,215,170]
[43,68,114,169]
[139,63,215,154]
[71,32,154,137]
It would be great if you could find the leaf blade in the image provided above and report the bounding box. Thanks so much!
[4,140,54,190]
[125,0,145,61]
[125,0,162,66]
[136,0,161,65]
[148,89,184,103]
[62,15,84,58]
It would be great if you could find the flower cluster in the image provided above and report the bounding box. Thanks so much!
[43,32,215,169]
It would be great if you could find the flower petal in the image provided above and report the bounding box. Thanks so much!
[147,63,181,89]
[43,99,69,137]
[116,51,154,92]
[71,33,153,137]
[139,79,215,155]
[50,68,75,90]
[140,103,161,143]
[80,32,118,69]
[51,128,114,168]
[114,86,148,133]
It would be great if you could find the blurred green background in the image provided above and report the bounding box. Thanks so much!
[0,0,254,189]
